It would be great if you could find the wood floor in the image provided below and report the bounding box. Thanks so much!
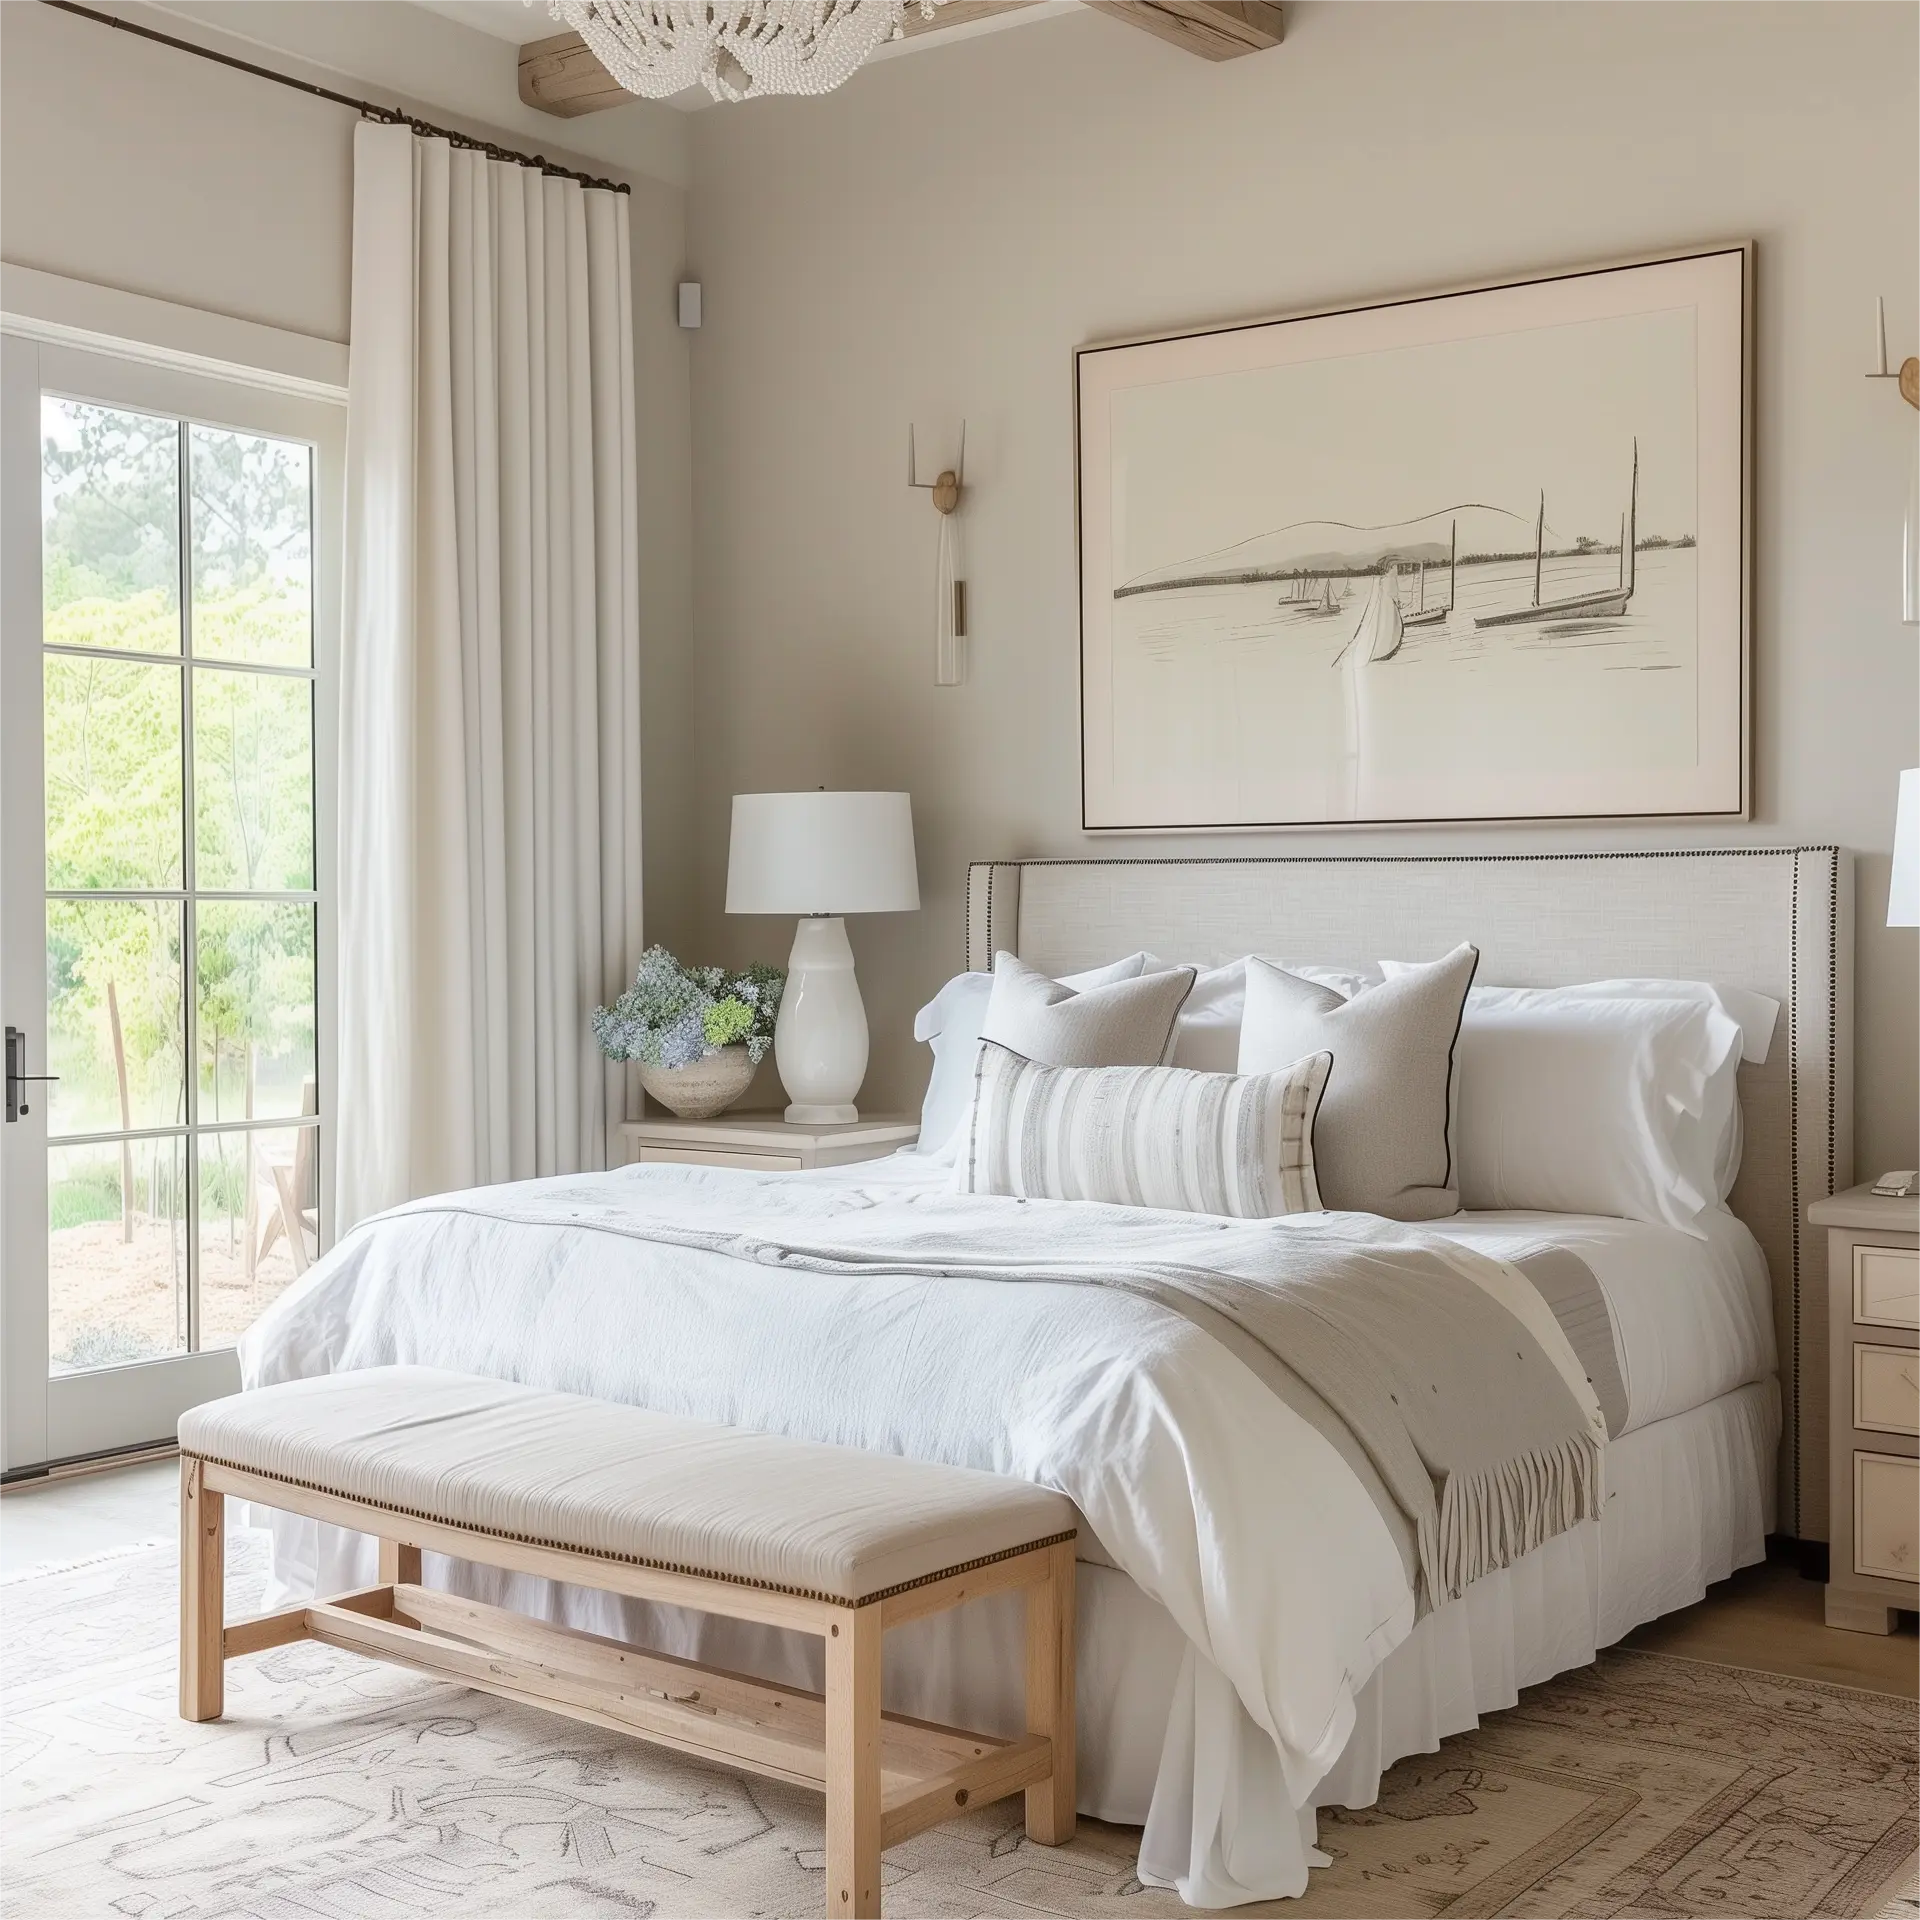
[1621,1552,1917,1697]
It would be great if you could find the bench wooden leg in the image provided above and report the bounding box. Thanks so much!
[378,1538,422,1585]
[1024,1540,1076,1845]
[825,1605,883,1919]
[179,1456,225,1722]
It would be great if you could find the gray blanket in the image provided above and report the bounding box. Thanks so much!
[388,1176,1605,1614]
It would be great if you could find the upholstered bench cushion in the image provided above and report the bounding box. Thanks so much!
[179,1367,1076,1605]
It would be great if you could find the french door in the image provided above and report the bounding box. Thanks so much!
[0,336,340,1472]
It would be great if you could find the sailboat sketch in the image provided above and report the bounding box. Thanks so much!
[1077,246,1746,829]
[1475,442,1639,629]
[1401,521,1455,630]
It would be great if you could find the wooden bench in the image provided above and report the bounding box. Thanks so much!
[179,1367,1076,1917]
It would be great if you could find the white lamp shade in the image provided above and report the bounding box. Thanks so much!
[1891,768,1920,928]
[726,791,920,916]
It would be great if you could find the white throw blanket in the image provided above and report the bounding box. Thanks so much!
[240,1158,1598,1906]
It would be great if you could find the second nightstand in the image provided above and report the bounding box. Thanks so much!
[1811,1183,1919,1634]
[617,1111,920,1173]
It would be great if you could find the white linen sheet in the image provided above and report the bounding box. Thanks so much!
[238,1153,1767,1906]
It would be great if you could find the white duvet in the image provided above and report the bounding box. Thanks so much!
[241,1153,1595,1906]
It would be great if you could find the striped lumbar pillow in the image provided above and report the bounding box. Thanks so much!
[956,1040,1331,1218]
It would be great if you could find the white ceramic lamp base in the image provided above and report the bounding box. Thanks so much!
[775,916,868,1124]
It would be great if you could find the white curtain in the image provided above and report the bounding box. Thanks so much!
[335,121,643,1232]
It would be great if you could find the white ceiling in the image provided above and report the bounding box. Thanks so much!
[414,1,549,45]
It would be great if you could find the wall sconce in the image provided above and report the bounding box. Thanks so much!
[909,422,966,684]
[1868,297,1919,624]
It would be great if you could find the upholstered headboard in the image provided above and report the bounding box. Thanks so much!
[967,849,1853,1547]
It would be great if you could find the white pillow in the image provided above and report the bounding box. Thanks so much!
[1241,945,1478,1220]
[1154,956,1382,1073]
[982,953,1196,1066]
[1439,977,1776,1065]
[1429,986,1745,1234]
[911,952,1154,1157]
[1382,971,1771,1204]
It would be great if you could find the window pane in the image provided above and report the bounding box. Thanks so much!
[197,1124,314,1350]
[196,901,316,1124]
[189,426,312,667]
[192,667,314,891]
[48,1136,187,1375]
[44,653,185,892]
[46,898,185,1138]
[41,399,180,655]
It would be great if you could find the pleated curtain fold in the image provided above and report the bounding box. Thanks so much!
[336,121,642,1232]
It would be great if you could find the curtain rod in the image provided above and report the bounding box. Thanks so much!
[40,0,633,194]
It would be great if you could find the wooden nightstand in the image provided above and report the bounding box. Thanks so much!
[616,1111,919,1173]
[1811,1184,1919,1634]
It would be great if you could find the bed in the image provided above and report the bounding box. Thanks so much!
[241,847,1851,1908]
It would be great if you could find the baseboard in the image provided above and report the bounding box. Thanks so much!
[1767,1533,1831,1582]
[0,1438,178,1490]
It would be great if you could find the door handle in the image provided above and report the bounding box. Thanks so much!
[5,1027,57,1123]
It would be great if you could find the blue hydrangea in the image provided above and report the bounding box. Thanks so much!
[592,946,785,1068]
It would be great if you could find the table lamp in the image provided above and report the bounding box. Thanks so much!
[1891,768,1919,928]
[726,792,920,1122]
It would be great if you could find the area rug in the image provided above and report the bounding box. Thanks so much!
[2,1536,1914,1919]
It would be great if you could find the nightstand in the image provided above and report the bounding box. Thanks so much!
[616,1111,920,1172]
[1811,1184,1919,1633]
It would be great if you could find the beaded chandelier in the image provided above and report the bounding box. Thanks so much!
[546,1,946,104]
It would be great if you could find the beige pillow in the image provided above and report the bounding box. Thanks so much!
[981,953,1195,1067]
[1238,943,1478,1220]
[957,1041,1329,1218]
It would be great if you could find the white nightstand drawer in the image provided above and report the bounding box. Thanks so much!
[1854,1452,1919,1582]
[1855,1345,1920,1436]
[637,1146,802,1172]
[1854,1245,1920,1329]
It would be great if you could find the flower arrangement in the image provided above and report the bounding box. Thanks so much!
[592,946,784,1069]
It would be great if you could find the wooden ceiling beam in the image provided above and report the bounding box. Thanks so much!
[1086,1,1284,61]
[520,30,627,119]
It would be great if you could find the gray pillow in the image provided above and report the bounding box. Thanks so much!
[1237,943,1478,1220]
[981,953,1195,1067]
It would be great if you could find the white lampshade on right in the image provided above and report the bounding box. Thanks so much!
[727,792,919,1122]
[1890,768,1920,928]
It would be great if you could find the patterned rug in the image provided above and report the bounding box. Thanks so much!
[2,1534,1914,1919]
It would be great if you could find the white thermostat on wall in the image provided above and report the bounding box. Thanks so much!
[678,282,702,329]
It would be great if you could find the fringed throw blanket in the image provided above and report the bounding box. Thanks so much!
[378,1175,1605,1613]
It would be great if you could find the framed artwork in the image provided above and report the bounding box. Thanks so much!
[1076,246,1750,831]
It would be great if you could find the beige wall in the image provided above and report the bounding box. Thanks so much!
[686,1,1920,1170]
[6,1,1912,1168]
[0,0,698,951]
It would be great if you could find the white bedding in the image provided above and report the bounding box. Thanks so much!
[239,1151,1773,1907]
[1427,1206,1774,1432]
